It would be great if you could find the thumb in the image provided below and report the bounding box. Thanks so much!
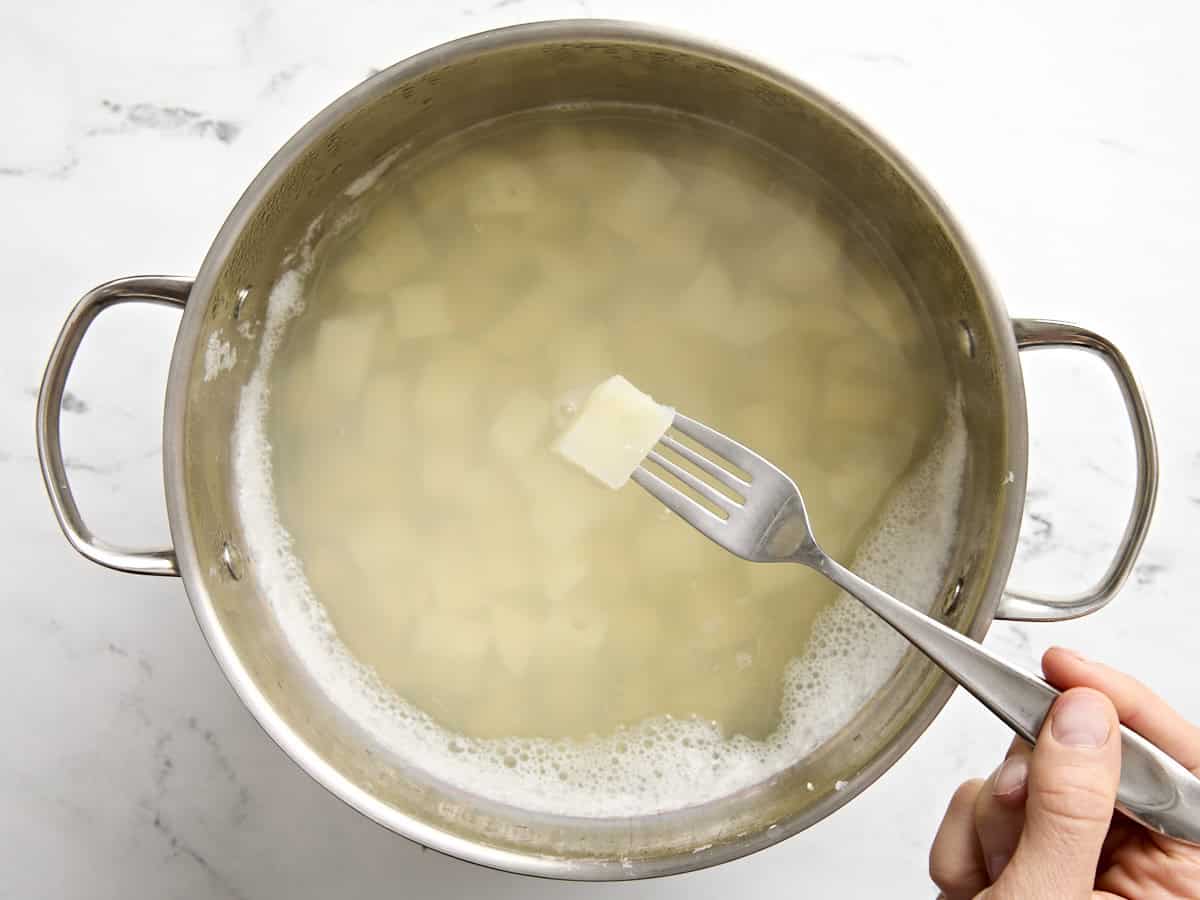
[987,688,1121,899]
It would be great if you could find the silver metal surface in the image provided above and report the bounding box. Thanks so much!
[36,276,190,576]
[636,414,1200,846]
[33,20,1159,880]
[997,318,1159,621]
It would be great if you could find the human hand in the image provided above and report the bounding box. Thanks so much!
[929,647,1200,898]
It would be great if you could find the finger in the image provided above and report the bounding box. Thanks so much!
[1043,647,1200,772]
[1002,732,1031,761]
[1098,811,1137,871]
[930,779,989,900]
[992,688,1122,899]
[974,741,1032,882]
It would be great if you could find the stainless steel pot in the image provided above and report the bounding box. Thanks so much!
[35,21,1158,880]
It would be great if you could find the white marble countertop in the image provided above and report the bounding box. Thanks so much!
[3,1,1199,896]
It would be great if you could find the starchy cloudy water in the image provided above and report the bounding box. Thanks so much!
[232,111,966,816]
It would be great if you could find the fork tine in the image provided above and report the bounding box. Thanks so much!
[645,449,740,512]
[659,434,749,492]
[671,413,761,476]
[631,466,728,544]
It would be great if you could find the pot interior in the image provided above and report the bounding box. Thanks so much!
[173,23,1020,876]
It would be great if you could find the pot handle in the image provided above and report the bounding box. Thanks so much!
[36,276,192,577]
[996,318,1159,621]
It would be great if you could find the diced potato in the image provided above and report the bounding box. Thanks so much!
[489,388,548,460]
[753,204,844,295]
[526,193,583,238]
[413,344,487,431]
[608,307,715,412]
[722,329,817,417]
[532,241,593,306]
[390,281,454,340]
[483,279,573,359]
[677,265,796,348]
[312,312,379,400]
[477,531,536,595]
[604,479,652,528]
[359,371,410,453]
[411,160,468,224]
[357,203,432,262]
[542,544,591,602]
[640,216,710,290]
[537,124,594,191]
[558,225,629,302]
[687,161,762,228]
[491,604,540,676]
[336,251,392,296]
[551,323,613,397]
[443,230,529,328]
[338,208,431,294]
[554,375,674,489]
[343,514,425,608]
[308,544,418,684]
[556,553,631,630]
[426,542,490,612]
[344,518,414,577]
[431,499,533,594]
[525,459,609,546]
[795,298,866,345]
[730,286,799,348]
[300,443,383,517]
[676,260,734,322]
[596,149,683,239]
[449,468,525,519]
[462,154,540,218]
[847,263,923,351]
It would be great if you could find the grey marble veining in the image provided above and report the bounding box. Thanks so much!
[3,1,1199,897]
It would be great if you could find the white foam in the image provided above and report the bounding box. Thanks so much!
[233,261,968,820]
[204,329,236,381]
[344,146,405,199]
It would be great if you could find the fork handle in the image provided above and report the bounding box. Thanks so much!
[813,554,1200,846]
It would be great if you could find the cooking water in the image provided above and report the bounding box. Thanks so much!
[235,109,967,816]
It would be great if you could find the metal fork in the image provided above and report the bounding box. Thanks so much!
[633,412,1200,846]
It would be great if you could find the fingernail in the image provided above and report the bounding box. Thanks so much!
[1051,691,1112,747]
[1056,646,1090,663]
[986,851,1010,881]
[993,755,1028,797]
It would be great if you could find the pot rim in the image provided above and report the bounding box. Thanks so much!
[161,19,1027,880]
